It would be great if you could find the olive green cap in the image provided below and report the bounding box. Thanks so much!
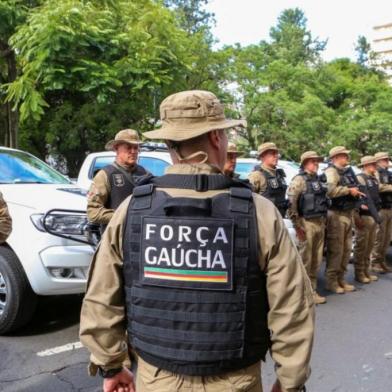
[105,129,142,150]
[329,146,351,159]
[143,90,246,142]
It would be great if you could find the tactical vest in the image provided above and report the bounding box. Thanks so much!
[328,165,358,211]
[259,168,288,217]
[103,163,148,210]
[297,172,328,219]
[378,168,392,209]
[123,174,270,376]
[357,173,381,216]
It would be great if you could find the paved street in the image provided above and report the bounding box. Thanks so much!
[1,256,392,392]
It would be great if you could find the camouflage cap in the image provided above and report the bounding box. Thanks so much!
[329,146,351,159]
[227,142,242,155]
[105,129,142,150]
[143,90,246,142]
[300,151,323,166]
[358,155,378,167]
[374,152,390,161]
[257,142,278,157]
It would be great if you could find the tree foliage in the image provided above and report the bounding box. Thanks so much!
[1,3,392,173]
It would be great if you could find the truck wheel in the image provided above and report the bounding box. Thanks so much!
[0,245,37,334]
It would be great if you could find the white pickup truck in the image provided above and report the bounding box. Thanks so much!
[0,147,93,334]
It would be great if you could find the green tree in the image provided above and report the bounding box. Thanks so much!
[0,0,41,147]
[269,8,327,65]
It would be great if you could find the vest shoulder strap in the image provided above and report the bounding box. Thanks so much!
[150,174,251,192]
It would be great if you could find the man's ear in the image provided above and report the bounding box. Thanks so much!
[208,130,221,150]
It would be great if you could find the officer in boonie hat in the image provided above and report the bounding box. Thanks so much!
[80,90,314,392]
[370,152,392,273]
[86,128,149,234]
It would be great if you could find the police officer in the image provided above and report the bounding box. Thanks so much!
[353,156,381,284]
[288,151,328,304]
[87,129,149,231]
[80,90,314,392]
[248,142,289,217]
[223,142,241,178]
[370,152,392,273]
[0,192,12,243]
[325,146,365,294]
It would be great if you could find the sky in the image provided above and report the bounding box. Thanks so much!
[205,0,392,61]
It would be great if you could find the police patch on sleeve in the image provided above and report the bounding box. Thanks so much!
[140,217,234,291]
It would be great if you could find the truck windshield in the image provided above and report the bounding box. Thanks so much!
[0,150,71,184]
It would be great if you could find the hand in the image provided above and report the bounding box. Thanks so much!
[103,368,135,392]
[349,187,365,198]
[271,380,282,392]
[296,227,306,242]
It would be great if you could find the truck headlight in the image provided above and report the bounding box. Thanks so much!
[30,210,91,244]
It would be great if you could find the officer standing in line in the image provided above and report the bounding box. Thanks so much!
[325,146,365,294]
[87,129,149,232]
[80,90,314,392]
[370,151,392,273]
[223,142,241,178]
[353,156,381,284]
[0,192,12,243]
[248,142,289,217]
[288,151,328,304]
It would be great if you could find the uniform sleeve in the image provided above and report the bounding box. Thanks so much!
[0,193,12,243]
[254,195,314,392]
[248,171,266,194]
[86,170,114,224]
[325,167,350,198]
[80,198,131,373]
[375,171,392,192]
[287,176,305,230]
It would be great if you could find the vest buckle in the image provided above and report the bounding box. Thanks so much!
[195,174,208,192]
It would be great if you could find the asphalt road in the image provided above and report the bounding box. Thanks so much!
[1,256,392,392]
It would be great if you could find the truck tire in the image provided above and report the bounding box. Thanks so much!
[0,245,37,334]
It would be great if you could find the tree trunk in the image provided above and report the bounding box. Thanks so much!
[0,41,19,148]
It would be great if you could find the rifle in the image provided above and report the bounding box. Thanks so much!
[346,166,381,224]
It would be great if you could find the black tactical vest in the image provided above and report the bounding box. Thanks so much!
[378,168,392,209]
[259,168,288,217]
[357,173,381,215]
[297,172,328,219]
[123,174,270,376]
[103,163,148,210]
[328,165,359,211]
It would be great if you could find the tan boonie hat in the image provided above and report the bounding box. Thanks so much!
[300,151,323,166]
[374,152,390,161]
[329,146,351,159]
[105,129,142,150]
[258,142,278,157]
[358,155,378,167]
[227,142,242,155]
[143,90,246,141]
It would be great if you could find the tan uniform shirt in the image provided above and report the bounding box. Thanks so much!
[87,162,146,225]
[80,163,314,392]
[325,165,351,198]
[0,192,12,243]
[248,164,276,194]
[287,174,307,230]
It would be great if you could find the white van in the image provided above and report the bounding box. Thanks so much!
[0,147,93,333]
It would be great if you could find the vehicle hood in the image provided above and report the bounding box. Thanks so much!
[0,184,88,212]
